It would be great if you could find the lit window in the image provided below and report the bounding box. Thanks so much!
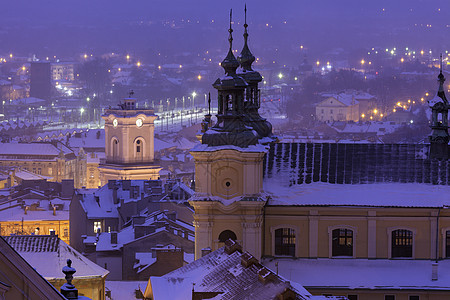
[275,228,295,256]
[332,228,353,256]
[94,221,101,233]
[392,229,412,258]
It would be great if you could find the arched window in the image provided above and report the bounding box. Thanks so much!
[275,228,296,256]
[112,138,119,158]
[134,138,144,161]
[332,228,353,256]
[392,229,413,258]
[218,230,237,243]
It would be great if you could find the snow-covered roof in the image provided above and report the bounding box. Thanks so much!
[265,182,450,208]
[0,142,73,157]
[105,281,148,300]
[263,258,450,291]
[4,235,109,280]
[146,241,312,300]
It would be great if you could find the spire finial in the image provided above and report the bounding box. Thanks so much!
[440,53,443,74]
[228,9,233,50]
[238,4,255,72]
[244,4,247,26]
[220,9,239,76]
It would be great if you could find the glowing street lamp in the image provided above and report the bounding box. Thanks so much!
[136,61,141,67]
[278,73,283,79]
[197,75,202,80]
[192,92,197,107]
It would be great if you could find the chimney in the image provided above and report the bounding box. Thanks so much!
[258,267,276,284]
[224,239,242,255]
[201,247,212,257]
[241,251,258,268]
[111,232,118,244]
[432,263,438,281]
[113,188,118,204]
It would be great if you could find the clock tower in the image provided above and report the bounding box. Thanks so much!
[190,10,272,260]
[99,95,161,184]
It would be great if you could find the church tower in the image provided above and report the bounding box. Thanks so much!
[99,94,161,184]
[237,5,273,141]
[428,55,450,160]
[190,10,270,260]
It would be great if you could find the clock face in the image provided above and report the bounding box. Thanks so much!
[113,119,118,127]
[136,118,143,127]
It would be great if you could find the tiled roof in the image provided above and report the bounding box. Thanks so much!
[3,235,59,252]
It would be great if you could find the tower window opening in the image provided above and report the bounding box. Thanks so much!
[219,230,237,243]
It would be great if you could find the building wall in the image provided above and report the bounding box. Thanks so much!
[315,97,360,122]
[87,161,101,189]
[50,277,106,300]
[0,220,69,244]
[263,206,448,260]
[96,255,122,281]
[122,230,194,280]
[0,156,87,189]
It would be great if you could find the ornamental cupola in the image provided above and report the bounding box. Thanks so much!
[202,9,258,148]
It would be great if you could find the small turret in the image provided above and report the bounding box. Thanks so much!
[428,54,450,160]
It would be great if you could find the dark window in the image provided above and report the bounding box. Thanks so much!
[275,228,296,256]
[332,228,353,256]
[392,229,413,258]
[446,231,450,258]
[385,295,395,300]
[409,296,419,300]
[219,230,237,243]
[348,295,358,300]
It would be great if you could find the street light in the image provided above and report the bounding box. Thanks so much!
[278,73,283,79]
[192,92,197,107]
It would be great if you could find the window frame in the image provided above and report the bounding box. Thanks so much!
[387,227,416,259]
[270,225,299,257]
[441,227,450,258]
[328,225,357,258]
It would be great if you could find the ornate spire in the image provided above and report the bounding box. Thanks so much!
[238,4,256,72]
[221,9,239,76]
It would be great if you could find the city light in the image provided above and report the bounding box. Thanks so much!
[21,66,26,71]
[86,97,90,102]
[126,54,130,60]
[136,61,141,67]
[84,54,88,59]
[361,114,365,118]
[373,109,378,115]
[197,75,202,80]
[361,59,365,65]
[278,73,283,79]
[316,61,320,66]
